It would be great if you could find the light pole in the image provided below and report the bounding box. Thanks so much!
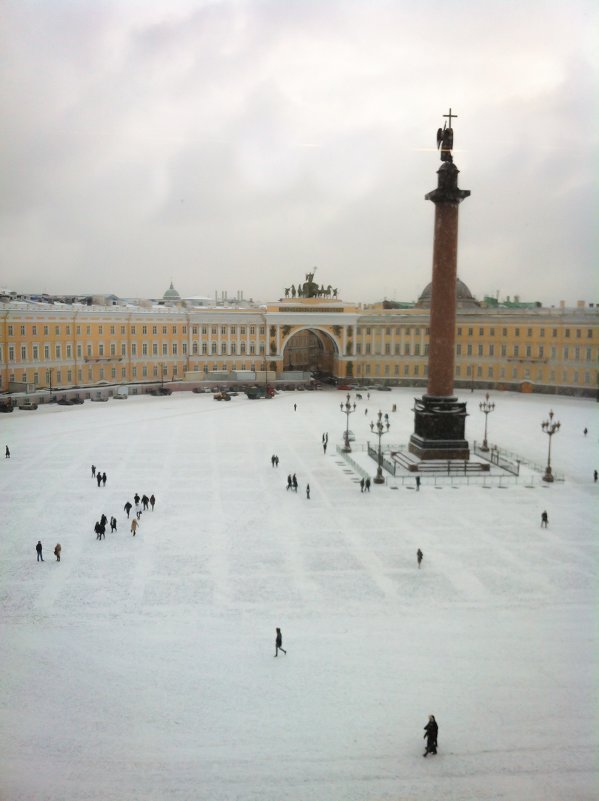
[541,409,560,482]
[46,368,53,393]
[340,393,354,452]
[370,410,390,484]
[479,392,495,451]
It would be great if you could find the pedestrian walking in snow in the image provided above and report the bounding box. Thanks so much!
[584,427,588,436]
[360,478,365,493]
[110,516,117,533]
[541,510,549,528]
[353,402,356,411]
[5,445,10,458]
[367,392,370,400]
[322,433,326,443]
[417,548,423,568]
[364,408,368,416]
[292,474,298,492]
[95,521,102,540]
[150,494,156,510]
[142,494,149,510]
[294,403,297,411]
[124,501,132,518]
[286,474,292,491]
[274,627,287,657]
[91,464,96,477]
[100,514,107,527]
[416,476,421,491]
[365,478,371,492]
[102,472,107,486]
[134,493,140,506]
[136,509,142,520]
[99,522,106,539]
[275,456,279,467]
[96,473,102,487]
[423,715,438,757]
[36,541,44,562]
[131,519,139,536]
[323,441,327,454]
[54,543,61,562]
[306,484,310,499]
[594,470,598,483]
[271,454,276,467]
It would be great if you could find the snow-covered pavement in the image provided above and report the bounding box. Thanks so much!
[1,388,597,800]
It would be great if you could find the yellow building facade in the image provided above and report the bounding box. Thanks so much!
[1,294,597,398]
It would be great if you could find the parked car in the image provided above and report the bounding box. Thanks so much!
[0,401,14,413]
[71,397,84,404]
[19,399,38,410]
[57,398,74,406]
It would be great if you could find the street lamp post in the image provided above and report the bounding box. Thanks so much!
[479,392,495,451]
[340,393,354,452]
[541,409,560,482]
[370,410,390,484]
[46,368,53,393]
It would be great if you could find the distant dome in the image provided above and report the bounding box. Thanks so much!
[416,277,479,308]
[163,282,181,301]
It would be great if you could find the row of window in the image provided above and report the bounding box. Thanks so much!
[356,325,594,339]
[3,341,266,361]
[456,343,595,360]
[5,323,265,337]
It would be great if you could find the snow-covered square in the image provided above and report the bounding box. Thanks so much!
[1,388,597,800]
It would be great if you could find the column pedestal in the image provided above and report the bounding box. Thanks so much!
[409,394,469,460]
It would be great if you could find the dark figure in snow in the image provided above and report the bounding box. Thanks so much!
[271,454,276,467]
[306,484,310,500]
[360,478,365,493]
[99,522,106,539]
[323,441,327,454]
[110,516,117,533]
[134,493,140,506]
[54,543,61,562]
[96,473,102,487]
[91,464,96,477]
[367,392,370,400]
[423,715,438,756]
[322,433,326,443]
[102,472,107,486]
[286,475,292,491]
[583,427,588,436]
[100,513,107,527]
[292,474,298,492]
[136,509,142,520]
[95,521,102,540]
[5,445,10,458]
[594,470,598,483]
[364,408,368,416]
[541,510,549,528]
[275,456,279,467]
[417,548,423,568]
[416,476,421,491]
[150,494,156,510]
[36,540,44,562]
[124,501,132,518]
[294,403,297,412]
[142,494,149,510]
[365,478,371,492]
[274,627,287,657]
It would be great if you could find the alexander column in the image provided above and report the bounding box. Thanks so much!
[409,109,471,461]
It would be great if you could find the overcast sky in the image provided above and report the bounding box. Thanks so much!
[1,0,597,305]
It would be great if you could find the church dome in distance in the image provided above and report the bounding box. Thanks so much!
[163,282,181,301]
[416,277,479,308]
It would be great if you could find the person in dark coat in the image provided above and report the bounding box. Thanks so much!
[306,483,310,500]
[594,470,598,483]
[96,473,102,487]
[271,455,276,467]
[110,516,117,533]
[36,540,44,562]
[142,494,149,510]
[416,476,421,491]
[286,475,292,491]
[323,441,327,454]
[91,464,96,477]
[274,627,287,657]
[100,514,107,527]
[95,521,102,540]
[292,474,298,492]
[360,478,365,493]
[134,493,140,506]
[423,715,438,756]
[541,510,549,528]
[365,478,371,492]
[99,522,106,539]
[275,456,279,467]
[150,494,156,510]
[417,548,423,568]
[102,472,107,486]
[124,501,132,518]
[5,445,10,458]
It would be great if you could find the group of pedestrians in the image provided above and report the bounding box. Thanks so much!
[359,477,371,492]
[123,492,156,534]
[270,455,280,467]
[92,465,107,487]
[35,540,61,562]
